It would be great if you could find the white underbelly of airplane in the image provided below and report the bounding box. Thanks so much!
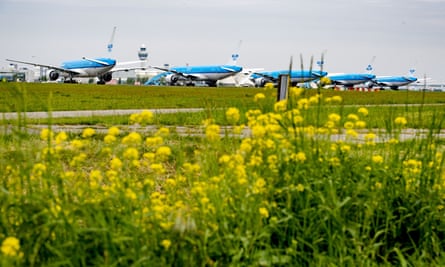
[73,66,114,77]
[337,79,365,85]
[198,72,234,81]
[291,77,315,83]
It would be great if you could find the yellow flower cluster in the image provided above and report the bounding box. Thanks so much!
[129,110,154,125]
[226,107,240,125]
[205,124,220,142]
[1,237,22,258]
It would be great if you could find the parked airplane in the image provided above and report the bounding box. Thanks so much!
[369,69,417,90]
[147,41,246,87]
[6,57,118,84]
[5,27,147,84]
[324,63,375,88]
[327,72,376,88]
[250,70,328,87]
[151,64,243,87]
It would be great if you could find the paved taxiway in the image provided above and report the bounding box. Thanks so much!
[1,108,204,120]
[2,108,445,143]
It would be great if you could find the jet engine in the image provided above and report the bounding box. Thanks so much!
[253,77,268,87]
[164,74,181,85]
[48,70,60,81]
[100,72,113,82]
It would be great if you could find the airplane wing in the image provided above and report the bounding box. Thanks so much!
[151,66,196,79]
[111,60,148,73]
[221,66,241,73]
[6,59,80,75]
[253,72,277,81]
[110,66,147,73]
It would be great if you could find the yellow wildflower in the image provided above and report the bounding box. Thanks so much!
[1,237,21,257]
[254,93,266,102]
[156,127,170,137]
[55,131,68,144]
[206,124,220,142]
[82,127,95,138]
[328,113,341,123]
[104,134,116,144]
[259,207,269,218]
[355,120,366,129]
[40,128,54,141]
[145,136,163,146]
[151,163,165,174]
[310,94,321,105]
[110,157,123,171]
[375,182,383,189]
[291,152,306,163]
[108,126,120,136]
[297,98,309,110]
[296,183,305,192]
[122,132,142,145]
[130,110,154,125]
[394,116,408,127]
[365,132,377,144]
[226,107,241,124]
[340,144,351,153]
[344,121,354,129]
[161,239,172,250]
[125,188,137,200]
[372,155,384,164]
[331,95,342,103]
[124,147,139,160]
[70,139,84,150]
[274,100,287,112]
[358,107,368,116]
[264,82,275,90]
[251,125,266,138]
[156,146,172,161]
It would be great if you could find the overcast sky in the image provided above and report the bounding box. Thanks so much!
[1,0,444,80]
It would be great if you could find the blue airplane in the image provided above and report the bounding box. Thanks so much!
[6,27,146,84]
[326,64,376,88]
[250,70,328,87]
[6,57,117,84]
[327,73,376,88]
[151,64,243,87]
[370,69,417,90]
[147,41,244,87]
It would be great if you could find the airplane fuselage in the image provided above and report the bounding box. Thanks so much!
[170,65,242,81]
[374,76,417,87]
[327,73,376,86]
[61,58,116,78]
[251,70,327,87]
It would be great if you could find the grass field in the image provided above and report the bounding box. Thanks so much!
[1,83,445,266]
[2,83,445,112]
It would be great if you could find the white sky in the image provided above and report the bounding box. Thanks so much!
[0,0,444,80]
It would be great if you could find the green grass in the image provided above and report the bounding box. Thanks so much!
[2,83,445,129]
[2,82,445,112]
[0,83,265,112]
[1,83,445,266]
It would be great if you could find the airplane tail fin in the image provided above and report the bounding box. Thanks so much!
[227,40,242,65]
[107,26,117,53]
[408,68,416,77]
[366,56,376,74]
